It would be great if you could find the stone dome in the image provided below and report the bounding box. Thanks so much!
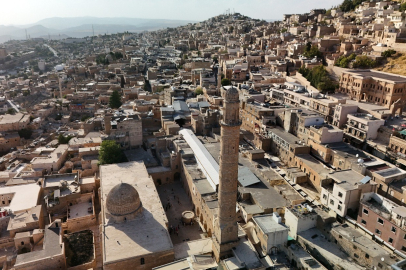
[223,87,239,102]
[106,183,142,218]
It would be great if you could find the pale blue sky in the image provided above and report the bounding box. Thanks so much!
[2,0,343,25]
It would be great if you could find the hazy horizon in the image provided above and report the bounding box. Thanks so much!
[1,0,343,26]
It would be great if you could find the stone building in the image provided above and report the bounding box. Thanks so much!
[284,203,317,240]
[104,113,143,148]
[0,113,30,132]
[251,213,288,255]
[100,162,174,270]
[338,70,406,115]
[13,220,66,270]
[330,223,396,269]
[240,101,276,134]
[344,113,385,142]
[320,169,376,217]
[357,192,406,254]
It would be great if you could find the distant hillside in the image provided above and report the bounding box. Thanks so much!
[0,16,197,43]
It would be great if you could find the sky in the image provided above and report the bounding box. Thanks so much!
[1,0,344,25]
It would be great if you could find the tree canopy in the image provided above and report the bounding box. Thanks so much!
[58,134,73,144]
[109,90,122,109]
[382,49,396,58]
[303,45,323,59]
[7,108,16,115]
[298,65,337,93]
[98,140,127,165]
[18,128,32,140]
[335,53,356,68]
[195,87,204,95]
[221,78,231,86]
[352,55,377,69]
[340,0,366,12]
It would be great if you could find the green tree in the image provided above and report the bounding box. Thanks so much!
[298,65,337,93]
[98,140,127,165]
[221,78,231,86]
[114,52,123,60]
[58,134,73,144]
[340,0,354,12]
[18,128,32,139]
[382,49,396,58]
[81,115,91,122]
[144,80,152,92]
[352,55,377,69]
[401,3,406,12]
[335,53,356,68]
[7,108,16,115]
[55,114,62,121]
[195,87,203,95]
[109,90,122,109]
[303,45,323,59]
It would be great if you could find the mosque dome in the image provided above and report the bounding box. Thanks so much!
[223,86,239,102]
[106,183,142,219]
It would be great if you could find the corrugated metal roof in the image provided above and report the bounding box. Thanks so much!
[198,101,210,108]
[179,129,219,190]
[238,167,260,187]
[360,176,371,184]
[173,100,189,112]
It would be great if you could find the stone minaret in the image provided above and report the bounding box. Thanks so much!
[213,86,241,260]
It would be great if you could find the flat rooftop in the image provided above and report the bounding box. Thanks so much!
[332,223,395,260]
[68,200,93,220]
[44,173,77,188]
[299,228,364,270]
[344,69,406,83]
[329,169,364,183]
[0,183,40,213]
[374,167,405,178]
[100,162,173,265]
[253,214,288,234]
[233,238,264,269]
